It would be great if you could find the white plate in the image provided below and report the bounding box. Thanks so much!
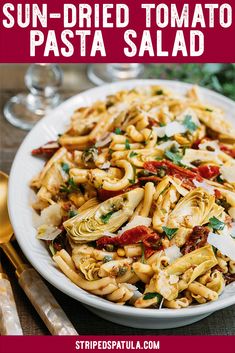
[8,79,235,329]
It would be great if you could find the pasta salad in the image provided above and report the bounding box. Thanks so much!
[30,85,235,309]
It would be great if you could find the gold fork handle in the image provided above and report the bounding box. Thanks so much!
[0,242,28,277]
[18,268,78,335]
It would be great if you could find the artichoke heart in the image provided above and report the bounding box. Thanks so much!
[166,187,217,229]
[64,188,144,243]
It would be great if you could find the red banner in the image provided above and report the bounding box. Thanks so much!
[0,336,234,353]
[0,0,235,63]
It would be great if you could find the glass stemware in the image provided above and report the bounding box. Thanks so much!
[4,64,63,131]
[87,64,145,85]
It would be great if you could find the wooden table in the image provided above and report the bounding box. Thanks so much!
[0,64,234,335]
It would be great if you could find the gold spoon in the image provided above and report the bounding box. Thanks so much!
[0,171,78,335]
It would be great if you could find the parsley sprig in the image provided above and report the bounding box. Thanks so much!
[100,211,116,224]
[143,292,163,301]
[68,210,78,218]
[129,151,138,158]
[60,178,80,194]
[165,150,183,166]
[162,226,178,240]
[61,162,70,174]
[125,139,131,150]
[114,127,123,135]
[183,115,198,132]
[208,217,225,231]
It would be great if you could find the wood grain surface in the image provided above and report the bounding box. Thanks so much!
[0,64,234,335]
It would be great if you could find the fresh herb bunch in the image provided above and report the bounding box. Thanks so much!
[145,64,235,101]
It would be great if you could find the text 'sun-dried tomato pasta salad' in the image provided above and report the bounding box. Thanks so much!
[30,85,235,309]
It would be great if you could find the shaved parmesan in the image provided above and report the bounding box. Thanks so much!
[199,140,220,153]
[110,102,129,114]
[157,141,179,151]
[37,224,61,241]
[118,216,152,235]
[220,165,235,183]
[128,289,143,305]
[207,229,235,260]
[153,121,187,138]
[40,204,62,227]
[169,275,179,284]
[169,177,188,196]
[177,108,200,126]
[181,149,222,168]
[138,107,160,120]
[165,245,182,264]
[123,283,138,291]
[193,179,215,195]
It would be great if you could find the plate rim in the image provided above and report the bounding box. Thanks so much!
[8,79,235,319]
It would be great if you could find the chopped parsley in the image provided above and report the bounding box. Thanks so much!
[205,108,213,112]
[130,151,138,158]
[128,178,136,185]
[158,135,170,142]
[216,174,224,183]
[183,115,198,132]
[60,178,80,194]
[165,150,183,166]
[156,89,163,95]
[108,148,114,155]
[143,292,163,301]
[61,162,70,174]
[162,226,178,240]
[125,139,131,150]
[208,217,225,231]
[100,210,116,224]
[68,210,77,218]
[114,127,123,135]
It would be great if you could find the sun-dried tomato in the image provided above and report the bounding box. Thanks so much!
[32,141,60,156]
[96,226,161,256]
[220,145,235,158]
[196,165,220,179]
[138,176,162,185]
[181,226,209,255]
